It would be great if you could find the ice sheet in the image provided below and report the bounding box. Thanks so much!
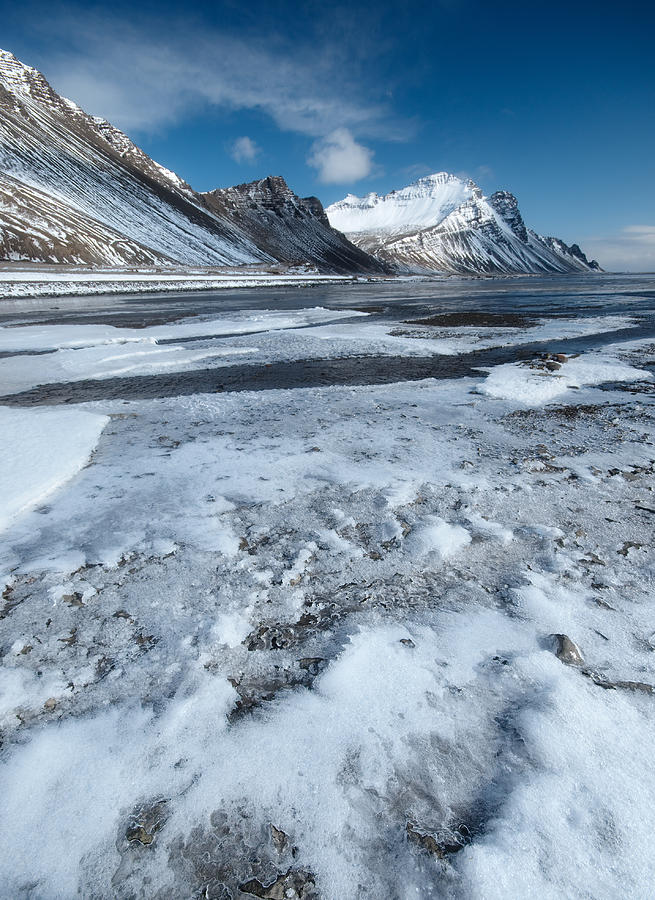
[0,407,109,532]
[0,306,367,352]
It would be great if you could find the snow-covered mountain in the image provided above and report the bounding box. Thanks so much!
[0,50,383,272]
[327,173,601,275]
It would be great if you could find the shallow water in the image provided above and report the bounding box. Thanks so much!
[1,274,654,405]
[1,273,655,329]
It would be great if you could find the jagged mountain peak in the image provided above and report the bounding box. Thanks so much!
[488,190,528,242]
[0,48,44,90]
[334,172,474,206]
[0,48,68,112]
[387,172,471,195]
[402,171,478,194]
[0,48,90,122]
[204,175,328,223]
[205,175,298,207]
[203,175,385,274]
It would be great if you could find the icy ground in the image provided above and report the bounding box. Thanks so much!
[1,282,655,899]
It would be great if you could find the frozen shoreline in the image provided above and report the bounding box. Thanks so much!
[0,266,368,300]
[0,277,654,899]
[0,263,609,303]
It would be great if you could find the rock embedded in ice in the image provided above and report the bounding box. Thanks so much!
[239,868,317,899]
[405,822,469,858]
[551,633,585,667]
[298,657,327,676]
[585,673,655,694]
[614,681,655,695]
[270,824,289,855]
[124,798,170,847]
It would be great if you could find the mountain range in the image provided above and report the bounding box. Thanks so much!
[326,174,601,275]
[0,49,600,276]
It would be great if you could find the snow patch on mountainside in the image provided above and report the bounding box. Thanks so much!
[327,173,476,236]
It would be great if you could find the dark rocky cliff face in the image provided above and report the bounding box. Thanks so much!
[568,244,600,269]
[300,196,332,228]
[537,236,601,270]
[203,177,387,274]
[488,190,601,271]
[488,191,529,242]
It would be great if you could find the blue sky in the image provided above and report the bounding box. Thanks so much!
[2,0,654,269]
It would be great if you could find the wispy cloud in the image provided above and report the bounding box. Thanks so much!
[452,164,495,186]
[582,225,655,272]
[28,11,404,145]
[308,129,374,184]
[401,163,434,180]
[230,136,260,164]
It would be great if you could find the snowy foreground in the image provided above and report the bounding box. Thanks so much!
[1,291,654,899]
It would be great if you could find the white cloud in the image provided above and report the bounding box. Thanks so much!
[308,128,374,184]
[582,225,655,272]
[29,14,402,142]
[230,136,260,164]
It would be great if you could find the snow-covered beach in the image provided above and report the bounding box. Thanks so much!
[1,274,654,898]
[0,265,362,300]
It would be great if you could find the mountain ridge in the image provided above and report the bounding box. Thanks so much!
[202,175,386,273]
[0,49,383,273]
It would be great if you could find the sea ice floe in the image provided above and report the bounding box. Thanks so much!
[0,307,367,352]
